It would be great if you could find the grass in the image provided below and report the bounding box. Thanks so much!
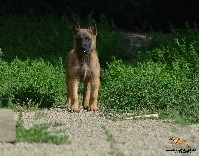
[0,14,198,125]
[101,125,124,155]
[16,123,68,144]
[16,113,68,144]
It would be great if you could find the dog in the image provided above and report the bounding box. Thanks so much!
[65,20,100,112]
[169,137,190,147]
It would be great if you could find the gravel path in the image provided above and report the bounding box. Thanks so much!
[0,109,199,156]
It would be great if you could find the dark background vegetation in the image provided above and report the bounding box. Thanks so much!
[0,0,198,32]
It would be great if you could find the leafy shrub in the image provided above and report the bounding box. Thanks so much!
[138,25,198,70]
[0,58,66,108]
[100,59,198,123]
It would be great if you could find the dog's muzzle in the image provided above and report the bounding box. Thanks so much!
[82,46,88,55]
[76,37,92,55]
[79,44,91,55]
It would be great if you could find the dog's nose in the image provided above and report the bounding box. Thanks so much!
[82,46,87,54]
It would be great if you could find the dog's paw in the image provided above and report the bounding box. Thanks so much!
[70,105,80,112]
[66,105,72,112]
[83,103,90,110]
[65,99,71,111]
[89,105,98,111]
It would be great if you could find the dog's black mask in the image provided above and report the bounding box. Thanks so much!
[76,34,92,55]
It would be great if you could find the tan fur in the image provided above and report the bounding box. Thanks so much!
[169,137,189,147]
[65,25,100,112]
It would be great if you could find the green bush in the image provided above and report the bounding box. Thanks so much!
[0,58,66,108]
[138,25,198,70]
[100,59,198,123]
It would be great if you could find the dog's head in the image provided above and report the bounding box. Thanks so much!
[169,137,175,141]
[73,20,97,56]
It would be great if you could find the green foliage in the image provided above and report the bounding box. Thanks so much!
[97,15,130,66]
[100,26,198,124]
[16,114,68,144]
[0,15,72,63]
[0,14,128,66]
[138,25,198,71]
[0,58,66,108]
[100,58,198,124]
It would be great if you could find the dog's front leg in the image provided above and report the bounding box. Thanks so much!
[89,78,100,111]
[83,80,91,110]
[69,78,79,112]
[66,78,71,111]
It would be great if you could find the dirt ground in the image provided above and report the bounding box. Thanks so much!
[0,109,199,156]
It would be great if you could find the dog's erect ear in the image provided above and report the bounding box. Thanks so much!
[73,20,80,34]
[88,20,97,35]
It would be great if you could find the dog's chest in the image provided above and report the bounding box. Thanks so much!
[73,61,91,80]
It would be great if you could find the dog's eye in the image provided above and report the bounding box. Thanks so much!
[76,37,81,41]
[86,37,91,41]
